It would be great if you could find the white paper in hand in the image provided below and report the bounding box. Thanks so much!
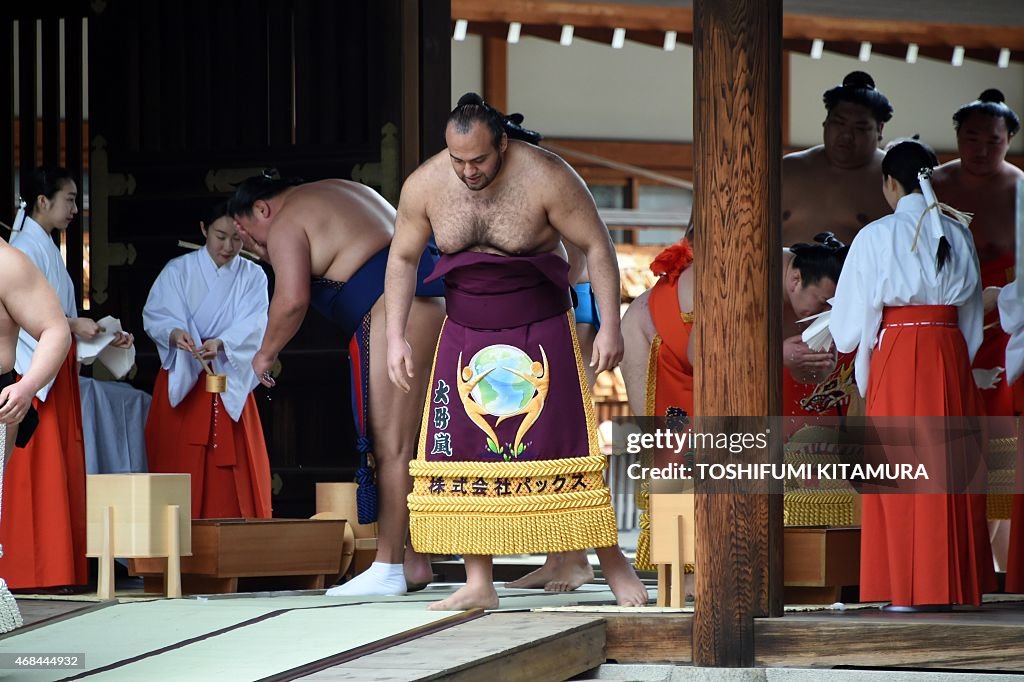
[74,315,136,379]
[973,367,1004,390]
[799,310,834,352]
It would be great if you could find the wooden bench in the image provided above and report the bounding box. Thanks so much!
[130,518,346,594]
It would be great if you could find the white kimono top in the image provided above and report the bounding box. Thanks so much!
[829,192,983,397]
[143,249,268,421]
[10,215,78,401]
[999,281,1024,385]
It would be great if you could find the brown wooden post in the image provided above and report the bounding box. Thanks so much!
[692,0,783,667]
[482,36,507,113]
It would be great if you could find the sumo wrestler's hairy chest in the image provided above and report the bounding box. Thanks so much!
[430,189,548,255]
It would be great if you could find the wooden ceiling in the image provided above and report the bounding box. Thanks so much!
[452,0,1024,64]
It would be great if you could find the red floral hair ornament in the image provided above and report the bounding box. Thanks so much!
[650,238,693,284]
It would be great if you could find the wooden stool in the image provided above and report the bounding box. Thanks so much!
[86,474,192,599]
[649,493,695,608]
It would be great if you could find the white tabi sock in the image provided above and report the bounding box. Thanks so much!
[325,561,407,597]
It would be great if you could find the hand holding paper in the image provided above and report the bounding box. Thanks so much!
[799,310,834,352]
[973,367,1004,390]
[75,315,136,379]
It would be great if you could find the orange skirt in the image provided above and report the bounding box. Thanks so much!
[861,305,996,606]
[145,369,272,519]
[0,346,88,589]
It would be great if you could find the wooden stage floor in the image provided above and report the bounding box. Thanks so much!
[7,588,1024,680]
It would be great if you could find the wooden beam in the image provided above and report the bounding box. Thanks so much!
[482,36,507,113]
[603,613,693,664]
[692,0,782,667]
[452,0,694,32]
[755,613,1024,671]
[454,1,1024,57]
[784,13,1024,52]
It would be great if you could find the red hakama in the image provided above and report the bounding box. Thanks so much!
[145,369,272,519]
[861,305,996,606]
[0,346,87,589]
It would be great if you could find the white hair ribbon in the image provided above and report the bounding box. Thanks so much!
[12,198,27,232]
[911,168,972,252]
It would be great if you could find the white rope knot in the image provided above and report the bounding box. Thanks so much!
[910,169,972,253]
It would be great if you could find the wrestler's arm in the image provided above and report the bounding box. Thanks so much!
[385,169,433,391]
[256,222,311,364]
[543,158,623,372]
[0,249,71,423]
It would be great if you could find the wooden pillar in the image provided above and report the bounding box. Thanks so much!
[0,18,14,218]
[692,0,783,668]
[40,18,61,169]
[781,49,790,149]
[400,0,451,180]
[482,36,507,113]
[64,15,85,305]
[18,19,37,182]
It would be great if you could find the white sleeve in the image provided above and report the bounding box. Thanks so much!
[958,244,984,363]
[999,281,1024,383]
[828,235,872,354]
[142,263,191,371]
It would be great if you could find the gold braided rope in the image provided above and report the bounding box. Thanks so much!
[409,454,607,478]
[634,344,661,571]
[634,510,654,571]
[409,487,610,513]
[645,337,660,418]
[784,493,858,527]
[410,505,619,555]
[988,494,1013,520]
[566,311,602,456]
[989,437,1018,454]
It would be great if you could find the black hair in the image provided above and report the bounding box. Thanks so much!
[881,137,953,272]
[790,232,848,287]
[822,71,894,124]
[203,200,230,228]
[447,92,543,148]
[24,166,75,221]
[952,88,1020,137]
[881,136,938,195]
[227,170,303,218]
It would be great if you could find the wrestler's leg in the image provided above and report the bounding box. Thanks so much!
[619,290,654,417]
[505,320,600,592]
[429,555,499,611]
[397,296,447,588]
[328,296,444,596]
[990,519,1010,572]
[595,544,649,606]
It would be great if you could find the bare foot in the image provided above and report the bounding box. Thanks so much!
[428,582,499,611]
[505,551,593,591]
[404,548,434,592]
[596,546,649,607]
[505,564,555,589]
[544,561,594,592]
